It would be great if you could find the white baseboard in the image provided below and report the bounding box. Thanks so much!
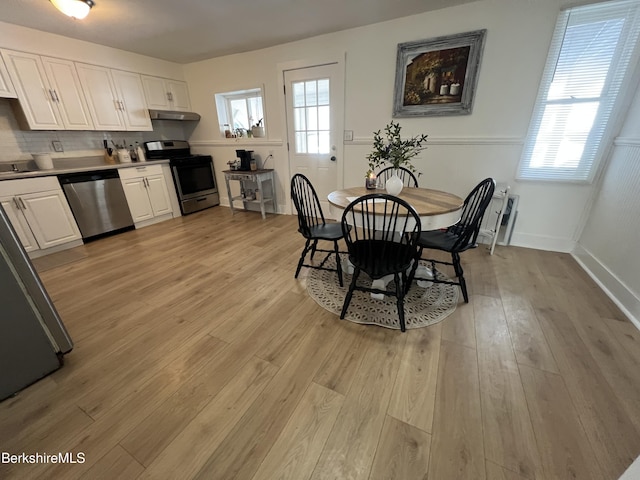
[510,232,576,253]
[28,239,84,259]
[572,244,640,329]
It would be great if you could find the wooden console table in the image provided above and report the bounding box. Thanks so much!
[222,169,276,219]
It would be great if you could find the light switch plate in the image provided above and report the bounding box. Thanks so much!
[344,130,354,141]
[52,141,64,152]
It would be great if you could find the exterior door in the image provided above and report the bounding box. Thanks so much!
[284,63,344,216]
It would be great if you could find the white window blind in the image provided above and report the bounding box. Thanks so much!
[517,0,640,182]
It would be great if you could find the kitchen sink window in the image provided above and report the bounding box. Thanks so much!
[215,87,265,138]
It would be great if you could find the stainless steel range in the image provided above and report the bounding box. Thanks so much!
[144,140,219,215]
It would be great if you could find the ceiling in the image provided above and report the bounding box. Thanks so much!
[0,0,477,64]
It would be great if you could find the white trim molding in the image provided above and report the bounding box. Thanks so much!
[510,232,576,253]
[613,136,640,147]
[572,243,640,329]
[189,139,284,147]
[348,136,523,146]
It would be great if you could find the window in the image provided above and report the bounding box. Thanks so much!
[215,87,265,137]
[292,78,331,154]
[517,0,640,182]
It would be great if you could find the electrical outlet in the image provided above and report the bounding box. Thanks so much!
[52,141,64,152]
[344,130,354,141]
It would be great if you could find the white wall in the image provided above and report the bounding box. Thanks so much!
[0,22,190,163]
[574,85,640,327]
[183,0,597,252]
[0,21,184,79]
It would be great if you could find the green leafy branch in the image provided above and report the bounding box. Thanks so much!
[366,121,428,173]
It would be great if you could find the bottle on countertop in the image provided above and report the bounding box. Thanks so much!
[135,142,146,162]
[129,144,137,162]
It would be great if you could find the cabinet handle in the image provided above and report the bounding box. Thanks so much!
[144,178,149,188]
[53,90,60,102]
[167,92,173,102]
[18,197,26,210]
[13,197,21,210]
[120,101,126,111]
[49,89,56,101]
[114,99,121,110]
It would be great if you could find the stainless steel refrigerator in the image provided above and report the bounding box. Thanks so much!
[0,204,73,402]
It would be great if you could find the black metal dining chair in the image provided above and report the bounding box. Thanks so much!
[291,174,345,286]
[340,194,421,332]
[407,178,495,303]
[377,166,419,188]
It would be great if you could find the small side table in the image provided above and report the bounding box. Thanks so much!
[222,169,276,219]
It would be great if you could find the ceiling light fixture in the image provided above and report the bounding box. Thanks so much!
[50,0,95,19]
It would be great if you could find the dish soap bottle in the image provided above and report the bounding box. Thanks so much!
[135,142,146,162]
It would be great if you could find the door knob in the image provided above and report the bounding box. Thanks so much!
[330,156,336,162]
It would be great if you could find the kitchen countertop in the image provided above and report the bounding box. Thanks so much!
[0,157,170,181]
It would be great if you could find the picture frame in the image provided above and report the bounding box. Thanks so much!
[393,29,486,117]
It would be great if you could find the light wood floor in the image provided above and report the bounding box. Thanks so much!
[1,206,639,480]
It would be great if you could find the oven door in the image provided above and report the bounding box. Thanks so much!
[171,156,218,200]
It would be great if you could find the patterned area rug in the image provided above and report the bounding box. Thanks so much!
[306,256,459,330]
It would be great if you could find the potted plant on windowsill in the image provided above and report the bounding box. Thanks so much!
[251,118,265,138]
[366,121,427,195]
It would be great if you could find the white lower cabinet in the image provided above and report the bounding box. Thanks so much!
[0,177,82,253]
[0,196,38,252]
[119,165,172,226]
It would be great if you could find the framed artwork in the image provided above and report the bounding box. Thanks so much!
[393,29,486,117]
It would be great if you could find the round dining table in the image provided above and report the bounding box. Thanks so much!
[328,186,464,299]
[328,186,464,230]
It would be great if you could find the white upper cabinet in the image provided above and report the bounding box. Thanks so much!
[41,56,94,130]
[0,53,17,98]
[142,75,191,111]
[76,64,152,131]
[1,49,62,129]
[111,70,153,131]
[76,63,124,130]
[1,50,93,130]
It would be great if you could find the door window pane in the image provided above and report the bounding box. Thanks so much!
[292,78,330,154]
[294,107,306,131]
[305,81,317,105]
[307,132,319,154]
[306,106,318,131]
[318,106,330,130]
[317,79,330,105]
[293,83,305,107]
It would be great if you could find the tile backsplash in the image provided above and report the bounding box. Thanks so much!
[0,98,191,163]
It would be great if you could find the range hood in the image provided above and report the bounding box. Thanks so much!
[148,109,201,121]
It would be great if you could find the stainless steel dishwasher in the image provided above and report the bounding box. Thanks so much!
[58,170,134,240]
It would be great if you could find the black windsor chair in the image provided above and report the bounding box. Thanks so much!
[291,174,345,286]
[407,178,495,303]
[377,166,419,188]
[340,194,421,332]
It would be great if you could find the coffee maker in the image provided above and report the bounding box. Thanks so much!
[235,150,254,171]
